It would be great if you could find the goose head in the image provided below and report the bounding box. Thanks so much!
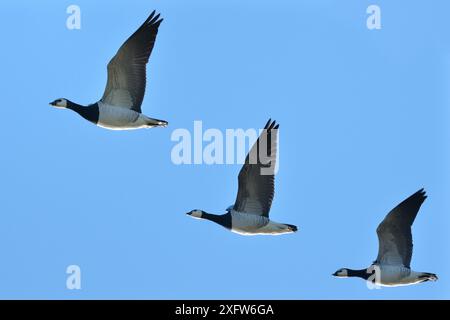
[332,268,349,278]
[186,209,204,219]
[49,98,68,109]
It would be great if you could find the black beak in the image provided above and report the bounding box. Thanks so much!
[49,101,56,106]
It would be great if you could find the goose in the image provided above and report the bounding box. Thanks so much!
[333,189,438,287]
[50,11,168,130]
[186,119,297,236]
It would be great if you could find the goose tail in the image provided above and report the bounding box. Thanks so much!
[146,117,168,128]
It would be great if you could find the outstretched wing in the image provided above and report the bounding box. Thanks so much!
[233,119,279,217]
[375,189,427,268]
[101,11,163,112]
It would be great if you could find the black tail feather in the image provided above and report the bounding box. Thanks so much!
[147,118,168,128]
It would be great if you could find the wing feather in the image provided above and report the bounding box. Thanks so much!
[101,11,163,112]
[233,119,279,217]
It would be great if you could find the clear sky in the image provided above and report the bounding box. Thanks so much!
[0,0,449,299]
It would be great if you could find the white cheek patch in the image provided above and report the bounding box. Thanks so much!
[190,211,203,219]
[54,100,67,108]
[340,270,348,277]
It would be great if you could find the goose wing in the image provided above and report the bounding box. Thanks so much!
[375,189,427,267]
[233,119,279,218]
[101,11,163,112]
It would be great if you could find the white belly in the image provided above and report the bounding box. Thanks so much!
[97,103,148,130]
[230,212,293,236]
[374,265,423,287]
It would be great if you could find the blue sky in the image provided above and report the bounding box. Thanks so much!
[0,0,449,299]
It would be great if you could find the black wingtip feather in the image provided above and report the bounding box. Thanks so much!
[150,14,161,24]
[262,119,280,132]
[132,11,163,38]
[147,10,156,22]
[269,121,276,131]
[144,11,163,28]
[416,188,427,200]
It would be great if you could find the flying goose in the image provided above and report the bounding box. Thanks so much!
[333,189,438,287]
[186,119,297,235]
[50,11,168,130]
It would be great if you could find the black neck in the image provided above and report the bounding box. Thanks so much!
[202,212,232,230]
[347,268,372,280]
[67,100,99,124]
